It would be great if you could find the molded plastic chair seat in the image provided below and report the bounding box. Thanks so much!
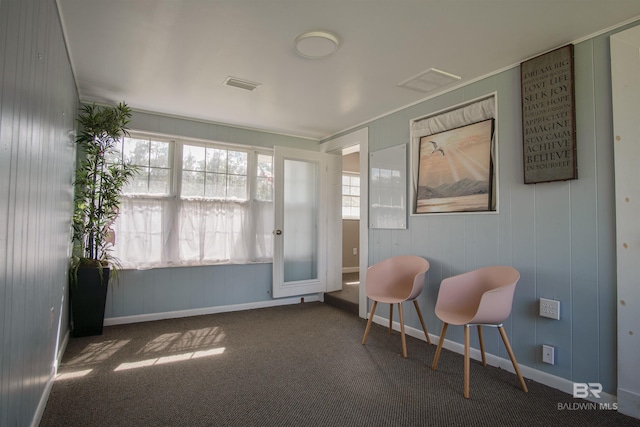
[361,255,431,357]
[431,266,528,398]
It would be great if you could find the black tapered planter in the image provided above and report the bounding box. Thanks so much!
[70,266,110,337]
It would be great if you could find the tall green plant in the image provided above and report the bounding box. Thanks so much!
[72,102,137,267]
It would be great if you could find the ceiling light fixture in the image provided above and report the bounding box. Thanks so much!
[294,31,340,59]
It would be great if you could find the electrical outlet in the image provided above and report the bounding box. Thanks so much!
[539,298,560,320]
[542,344,555,364]
[352,247,358,255]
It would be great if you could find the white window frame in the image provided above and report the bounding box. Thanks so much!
[342,172,360,220]
[111,131,274,269]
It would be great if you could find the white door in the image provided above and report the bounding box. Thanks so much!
[272,146,340,298]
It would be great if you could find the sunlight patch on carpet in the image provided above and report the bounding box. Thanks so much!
[114,347,226,371]
[56,369,93,380]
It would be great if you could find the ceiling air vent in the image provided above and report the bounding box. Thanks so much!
[223,76,261,92]
[397,68,461,93]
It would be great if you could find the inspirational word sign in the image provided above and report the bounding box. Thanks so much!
[521,45,577,184]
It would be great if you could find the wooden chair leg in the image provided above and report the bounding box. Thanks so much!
[498,326,528,393]
[362,300,377,345]
[477,325,486,366]
[388,304,393,334]
[413,300,431,345]
[464,325,471,399]
[431,323,448,370]
[398,303,407,358]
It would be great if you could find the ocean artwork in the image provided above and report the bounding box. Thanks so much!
[417,119,494,213]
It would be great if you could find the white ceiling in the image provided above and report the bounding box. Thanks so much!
[57,0,640,141]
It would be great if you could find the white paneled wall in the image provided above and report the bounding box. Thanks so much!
[0,0,78,425]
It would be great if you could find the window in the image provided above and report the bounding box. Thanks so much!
[118,137,172,195]
[181,145,248,199]
[110,134,273,269]
[342,173,360,219]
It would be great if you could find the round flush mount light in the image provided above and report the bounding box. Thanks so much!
[294,31,340,59]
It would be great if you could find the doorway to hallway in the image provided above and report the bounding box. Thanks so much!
[320,127,369,319]
[325,148,360,315]
[324,272,359,315]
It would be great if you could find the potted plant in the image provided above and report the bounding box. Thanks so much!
[70,102,137,337]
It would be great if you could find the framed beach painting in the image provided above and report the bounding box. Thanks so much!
[416,119,494,213]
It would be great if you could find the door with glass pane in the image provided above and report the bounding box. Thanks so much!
[272,147,332,298]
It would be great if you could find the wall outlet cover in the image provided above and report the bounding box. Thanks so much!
[540,298,560,320]
[542,344,555,365]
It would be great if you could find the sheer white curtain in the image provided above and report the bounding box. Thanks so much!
[112,197,173,268]
[109,135,274,269]
[179,199,273,264]
[113,196,273,269]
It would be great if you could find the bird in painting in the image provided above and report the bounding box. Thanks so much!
[428,141,445,156]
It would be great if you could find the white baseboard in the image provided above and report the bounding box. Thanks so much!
[342,266,359,274]
[104,295,319,326]
[617,388,640,419]
[32,330,70,427]
[370,314,618,406]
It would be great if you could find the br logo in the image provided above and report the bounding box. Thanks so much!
[573,383,602,399]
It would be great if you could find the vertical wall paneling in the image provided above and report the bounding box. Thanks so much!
[535,182,573,379]
[1,0,18,421]
[0,0,78,425]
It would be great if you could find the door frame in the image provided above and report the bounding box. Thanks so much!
[320,127,369,319]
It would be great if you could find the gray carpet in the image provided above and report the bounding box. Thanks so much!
[40,302,639,426]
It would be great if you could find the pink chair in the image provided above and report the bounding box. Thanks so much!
[431,266,528,398]
[361,255,431,358]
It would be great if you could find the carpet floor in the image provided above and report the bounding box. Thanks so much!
[40,302,640,426]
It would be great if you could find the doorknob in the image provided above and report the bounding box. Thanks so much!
[273,229,282,235]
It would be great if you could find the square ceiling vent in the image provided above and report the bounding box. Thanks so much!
[398,68,461,93]
[223,76,261,92]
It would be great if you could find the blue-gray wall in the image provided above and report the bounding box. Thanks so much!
[108,264,273,319]
[0,0,78,425]
[326,23,640,394]
[128,110,319,152]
